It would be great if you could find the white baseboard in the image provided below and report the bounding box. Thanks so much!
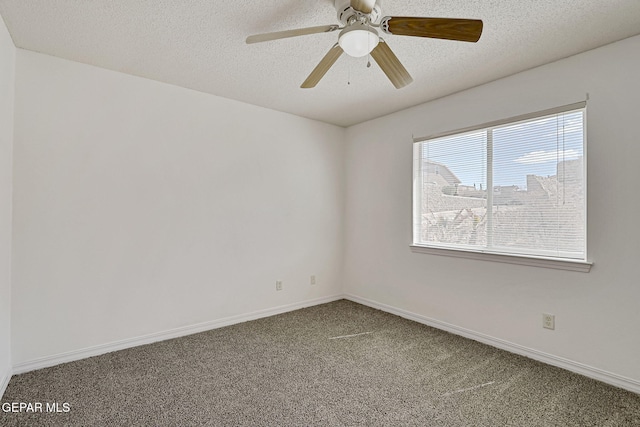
[0,366,10,400]
[12,294,344,375]
[13,293,640,395]
[344,294,640,395]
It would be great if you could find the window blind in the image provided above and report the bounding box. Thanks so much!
[413,107,586,261]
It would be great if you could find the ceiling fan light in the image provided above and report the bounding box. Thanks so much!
[338,26,379,57]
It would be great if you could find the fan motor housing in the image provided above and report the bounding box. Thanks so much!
[335,0,382,25]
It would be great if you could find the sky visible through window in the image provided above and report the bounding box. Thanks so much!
[423,111,584,189]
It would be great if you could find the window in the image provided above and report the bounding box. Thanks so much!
[412,103,590,271]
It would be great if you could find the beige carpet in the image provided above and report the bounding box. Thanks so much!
[1,300,639,426]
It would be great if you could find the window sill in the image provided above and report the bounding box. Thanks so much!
[409,245,592,273]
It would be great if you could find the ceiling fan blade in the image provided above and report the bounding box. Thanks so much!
[301,44,344,88]
[370,39,413,89]
[381,17,483,42]
[350,0,376,14]
[246,25,340,44]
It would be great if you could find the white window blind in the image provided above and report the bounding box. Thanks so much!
[413,106,586,262]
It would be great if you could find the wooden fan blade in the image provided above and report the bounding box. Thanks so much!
[351,0,376,14]
[370,39,413,89]
[246,25,339,44]
[381,17,483,42]
[301,44,344,88]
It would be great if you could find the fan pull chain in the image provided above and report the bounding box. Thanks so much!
[367,22,372,68]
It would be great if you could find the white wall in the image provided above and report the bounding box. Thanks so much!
[11,50,345,365]
[0,15,15,395]
[344,35,640,385]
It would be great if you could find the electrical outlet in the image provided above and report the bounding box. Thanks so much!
[310,275,316,285]
[543,313,555,330]
[276,281,283,291]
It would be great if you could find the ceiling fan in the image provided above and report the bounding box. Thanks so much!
[246,0,483,89]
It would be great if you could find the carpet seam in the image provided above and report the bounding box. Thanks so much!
[344,293,640,395]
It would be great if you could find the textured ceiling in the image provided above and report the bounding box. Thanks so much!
[1,1,640,127]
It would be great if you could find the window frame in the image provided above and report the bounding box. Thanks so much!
[411,102,592,272]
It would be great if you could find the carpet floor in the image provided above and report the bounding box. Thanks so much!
[1,300,639,426]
